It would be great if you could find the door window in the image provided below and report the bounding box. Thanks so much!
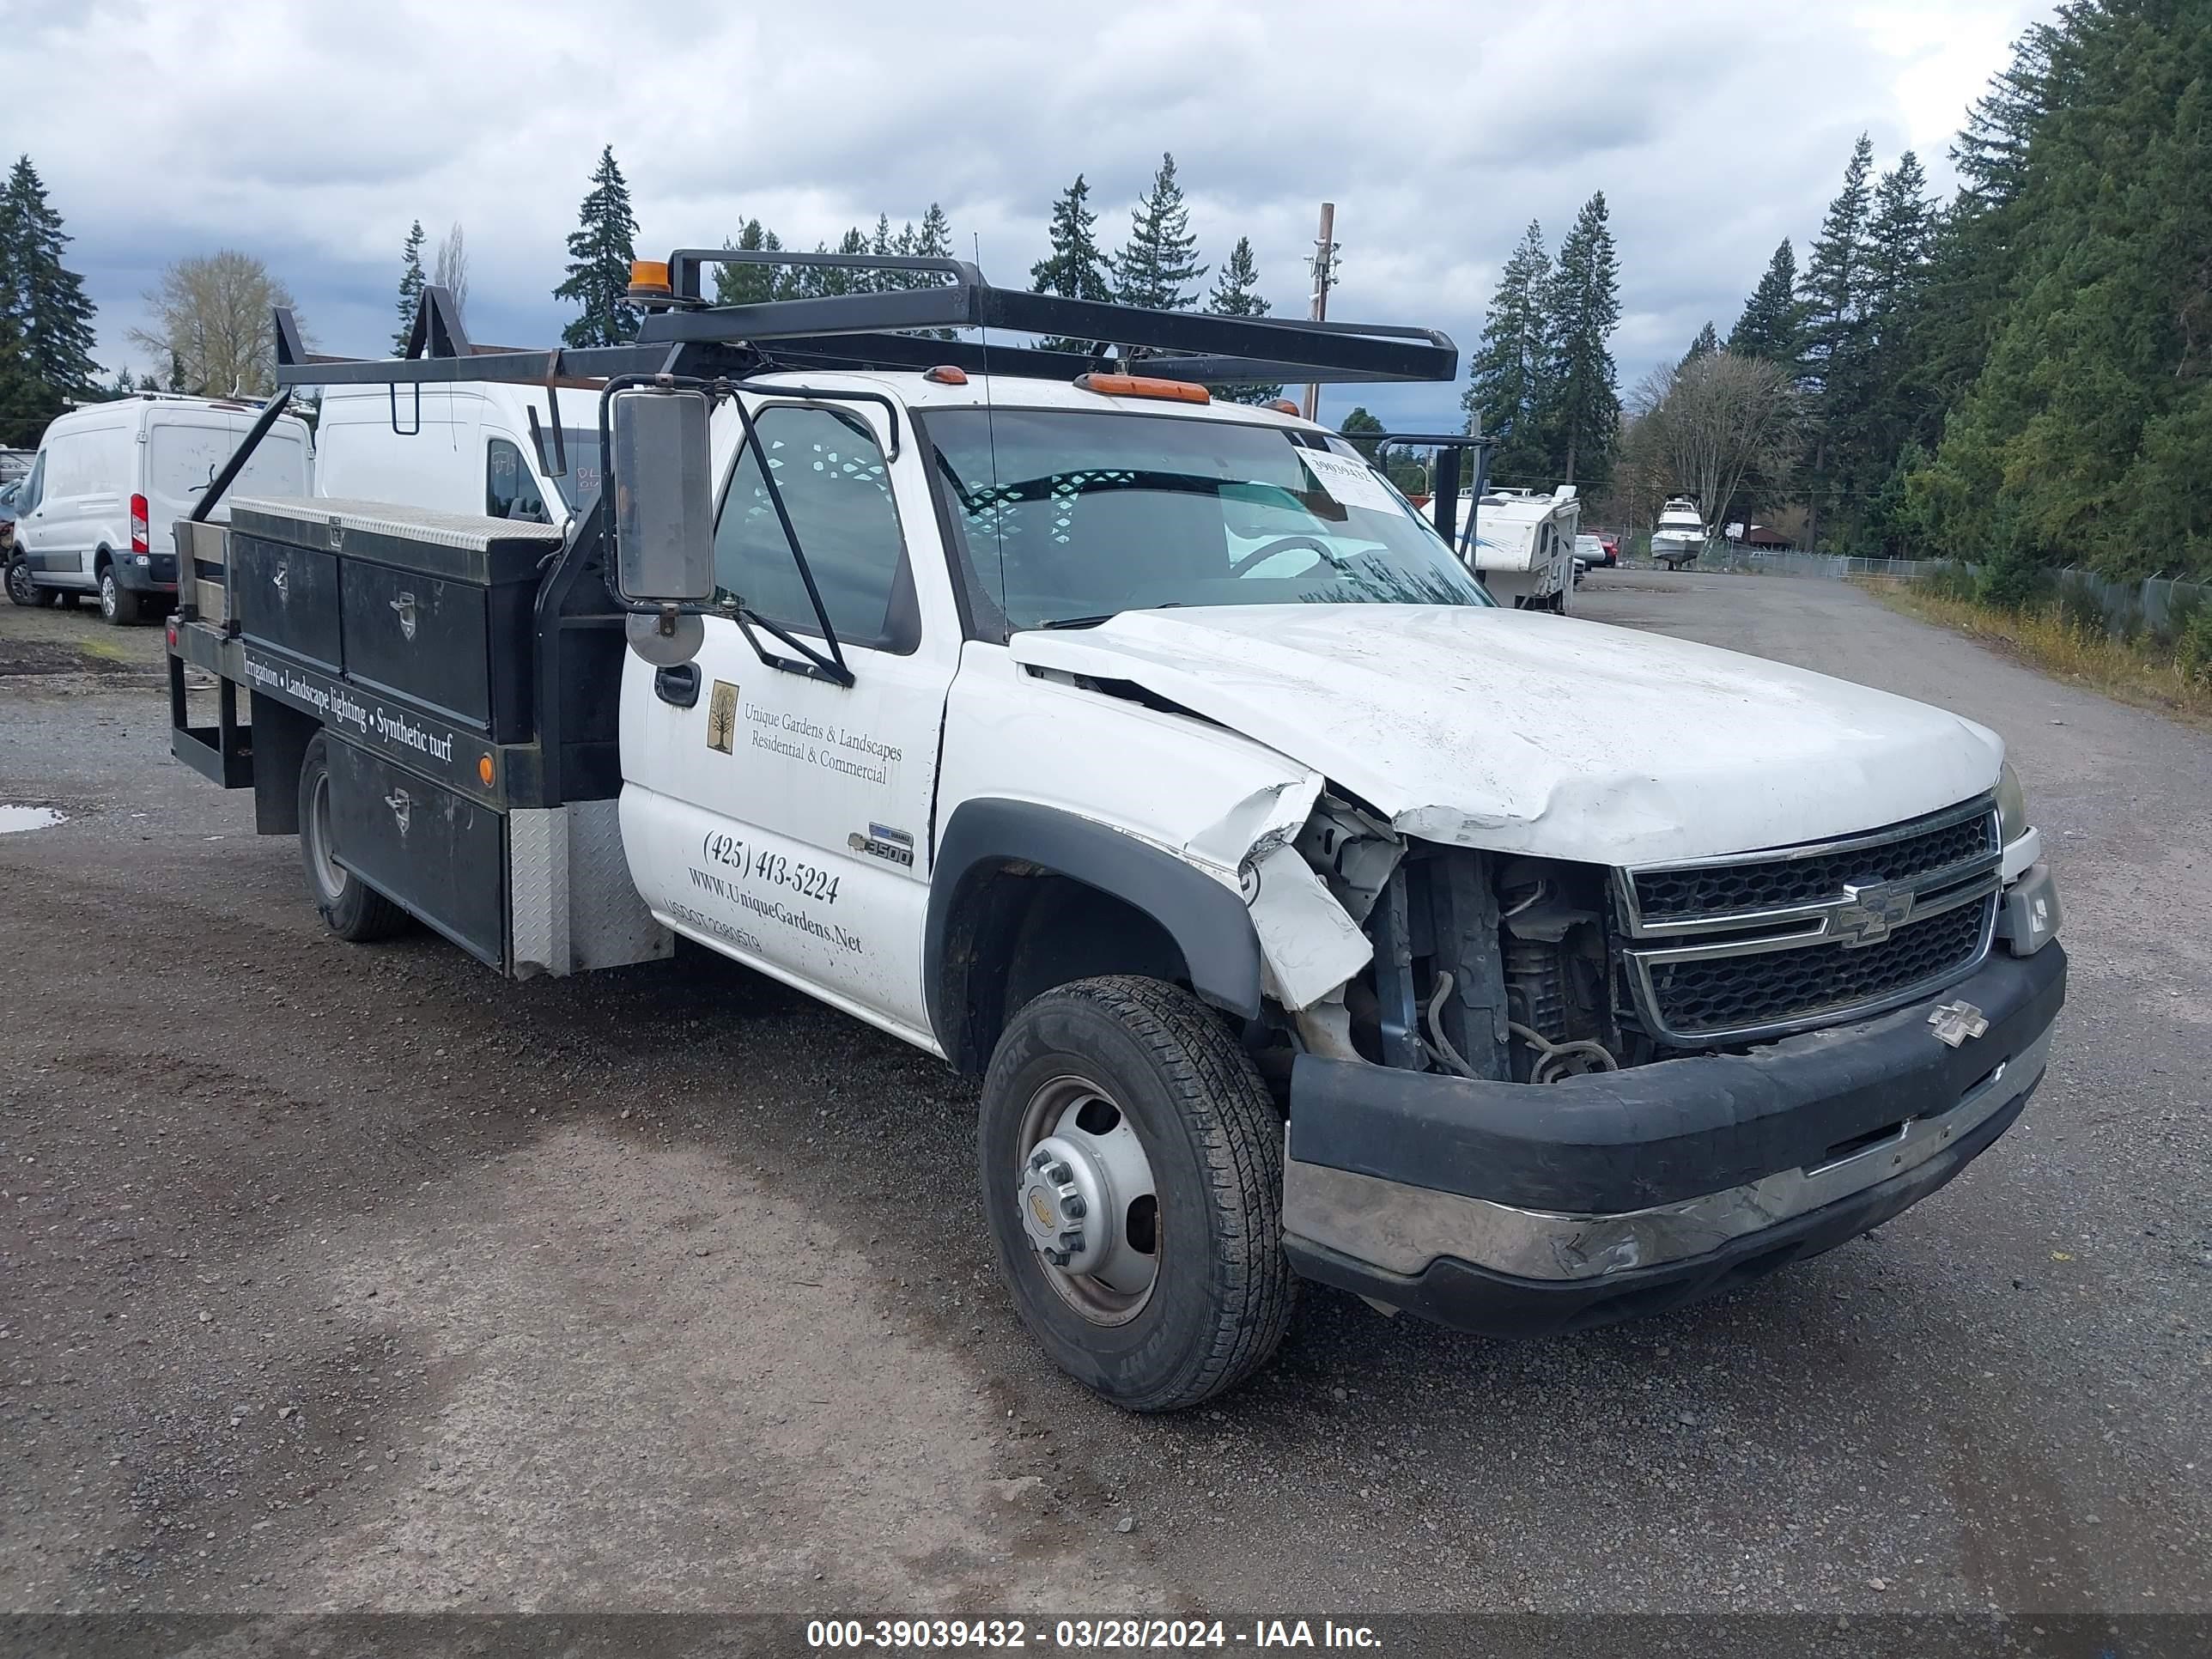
[485,437,550,523]
[713,404,915,653]
[18,453,43,513]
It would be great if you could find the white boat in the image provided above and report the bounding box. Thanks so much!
[1651,496,1707,568]
[1452,485,1579,611]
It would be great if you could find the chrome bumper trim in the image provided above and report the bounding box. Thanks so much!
[1282,1025,2051,1285]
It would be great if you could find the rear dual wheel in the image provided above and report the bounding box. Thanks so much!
[297,733,409,942]
[978,975,1292,1413]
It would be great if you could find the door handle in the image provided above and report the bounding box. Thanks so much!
[655,663,701,707]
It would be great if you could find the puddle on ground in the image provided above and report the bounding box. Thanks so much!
[0,805,67,833]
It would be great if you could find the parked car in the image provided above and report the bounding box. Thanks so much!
[4,394,313,623]
[0,477,20,562]
[1574,532,1615,572]
[0,447,33,487]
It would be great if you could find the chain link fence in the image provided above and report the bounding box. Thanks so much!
[1666,547,1960,581]
[1660,546,2209,639]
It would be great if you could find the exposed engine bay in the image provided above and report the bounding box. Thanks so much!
[1274,775,2008,1086]
[1286,793,1646,1082]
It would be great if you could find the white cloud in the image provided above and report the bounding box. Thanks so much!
[12,0,2040,431]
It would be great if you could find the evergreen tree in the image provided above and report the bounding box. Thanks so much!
[0,308,49,448]
[1204,236,1280,404]
[1541,191,1622,487]
[1911,19,2069,428]
[714,220,785,306]
[554,145,640,349]
[1340,406,1386,461]
[1030,174,1113,355]
[901,204,957,333]
[1114,153,1206,311]
[1796,134,1876,548]
[1680,321,1719,368]
[1951,15,2063,213]
[1858,152,1936,466]
[1462,221,1553,483]
[1912,0,2212,577]
[0,155,100,406]
[1727,240,1802,366]
[392,219,426,355]
[913,203,953,261]
[829,227,872,295]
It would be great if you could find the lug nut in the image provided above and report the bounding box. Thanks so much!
[1062,1194,1086,1218]
[1048,1161,1073,1185]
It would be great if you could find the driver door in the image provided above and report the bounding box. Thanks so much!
[621,398,954,1048]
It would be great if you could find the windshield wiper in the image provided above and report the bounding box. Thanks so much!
[1036,601,1184,631]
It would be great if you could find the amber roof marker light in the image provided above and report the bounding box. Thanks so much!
[626,260,673,302]
[1073,373,1211,404]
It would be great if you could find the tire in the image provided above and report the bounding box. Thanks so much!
[98,565,141,625]
[977,975,1292,1413]
[5,558,46,607]
[297,732,410,943]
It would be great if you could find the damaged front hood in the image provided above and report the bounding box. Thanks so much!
[1008,605,2002,866]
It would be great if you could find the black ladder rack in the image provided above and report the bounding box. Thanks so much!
[274,249,1457,391]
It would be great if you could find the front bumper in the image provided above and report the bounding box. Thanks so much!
[112,552,179,593]
[1282,941,2064,1336]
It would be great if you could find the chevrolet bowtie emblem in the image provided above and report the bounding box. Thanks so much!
[1830,877,1915,947]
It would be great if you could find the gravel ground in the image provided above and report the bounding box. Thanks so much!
[1,574,2206,1634]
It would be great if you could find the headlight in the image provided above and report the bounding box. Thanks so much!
[1996,762,2029,844]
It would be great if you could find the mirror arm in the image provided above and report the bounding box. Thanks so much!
[731,605,856,687]
[725,389,854,686]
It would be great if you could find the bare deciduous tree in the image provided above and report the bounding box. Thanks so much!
[433,222,470,323]
[128,251,302,398]
[1619,352,1797,541]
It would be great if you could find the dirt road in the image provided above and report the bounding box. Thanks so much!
[3,575,2207,1638]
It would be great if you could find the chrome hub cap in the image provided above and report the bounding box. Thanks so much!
[307,773,344,902]
[1015,1076,1158,1324]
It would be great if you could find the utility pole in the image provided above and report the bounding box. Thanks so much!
[1301,202,1336,422]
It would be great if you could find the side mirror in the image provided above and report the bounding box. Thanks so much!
[608,386,715,605]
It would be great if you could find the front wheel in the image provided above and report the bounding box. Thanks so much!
[99,567,141,624]
[5,558,46,607]
[297,732,410,942]
[978,975,1292,1413]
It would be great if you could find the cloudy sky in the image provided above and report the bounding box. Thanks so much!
[9,0,2043,431]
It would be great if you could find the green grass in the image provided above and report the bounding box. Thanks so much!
[1870,581,2212,726]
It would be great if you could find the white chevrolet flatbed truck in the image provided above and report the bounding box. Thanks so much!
[164,252,2066,1411]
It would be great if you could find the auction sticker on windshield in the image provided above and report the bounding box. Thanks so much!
[1296,447,1401,514]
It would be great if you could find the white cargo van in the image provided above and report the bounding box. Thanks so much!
[312,383,603,526]
[4,394,314,623]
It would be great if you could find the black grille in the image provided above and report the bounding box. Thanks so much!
[1648,898,1991,1039]
[1632,809,1996,924]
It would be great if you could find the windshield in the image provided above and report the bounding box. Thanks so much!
[926,408,1492,633]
